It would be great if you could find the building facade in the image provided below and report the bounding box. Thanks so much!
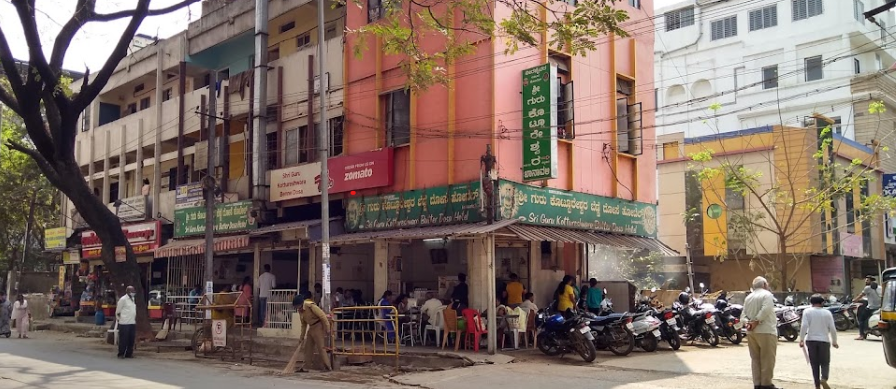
[59,0,669,344]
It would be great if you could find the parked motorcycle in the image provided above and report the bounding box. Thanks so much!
[673,288,720,347]
[583,310,636,356]
[775,304,800,342]
[535,310,598,362]
[632,300,663,352]
[714,292,744,345]
[645,288,682,350]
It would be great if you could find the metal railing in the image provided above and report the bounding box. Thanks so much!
[330,305,400,367]
[167,295,204,328]
[264,289,298,329]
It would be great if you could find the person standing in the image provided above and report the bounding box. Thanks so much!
[740,276,779,389]
[586,278,604,314]
[554,275,576,316]
[257,264,276,326]
[11,294,30,339]
[293,293,332,371]
[115,286,137,358]
[853,275,881,340]
[451,273,469,308]
[503,273,525,308]
[800,294,839,389]
[0,291,11,337]
[236,276,252,322]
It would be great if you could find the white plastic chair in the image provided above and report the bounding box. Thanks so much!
[423,306,446,346]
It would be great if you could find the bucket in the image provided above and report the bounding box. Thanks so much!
[95,309,105,325]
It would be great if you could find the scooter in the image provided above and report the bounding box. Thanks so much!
[715,292,744,345]
[631,300,663,352]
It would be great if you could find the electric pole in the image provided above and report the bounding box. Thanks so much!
[203,71,218,314]
[481,145,496,224]
[317,0,332,313]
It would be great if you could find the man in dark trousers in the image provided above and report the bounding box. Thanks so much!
[451,273,469,310]
[115,286,137,358]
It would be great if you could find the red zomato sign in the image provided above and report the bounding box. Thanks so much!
[81,221,161,259]
[270,148,394,202]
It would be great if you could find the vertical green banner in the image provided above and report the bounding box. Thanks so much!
[521,64,558,181]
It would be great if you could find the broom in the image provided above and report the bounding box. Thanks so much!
[280,328,310,375]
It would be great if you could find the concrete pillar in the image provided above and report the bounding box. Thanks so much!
[102,129,111,204]
[119,125,127,196]
[296,244,302,293]
[136,119,144,198]
[466,236,497,353]
[374,240,388,298]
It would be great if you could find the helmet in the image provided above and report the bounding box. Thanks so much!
[678,291,691,305]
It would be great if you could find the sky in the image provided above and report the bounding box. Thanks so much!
[0,0,203,73]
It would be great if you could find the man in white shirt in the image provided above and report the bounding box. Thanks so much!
[520,293,538,312]
[115,286,138,359]
[799,294,838,389]
[740,276,779,389]
[257,264,276,326]
[420,292,444,326]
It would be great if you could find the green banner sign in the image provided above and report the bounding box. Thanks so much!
[521,63,558,181]
[344,181,483,232]
[497,180,658,238]
[174,200,257,237]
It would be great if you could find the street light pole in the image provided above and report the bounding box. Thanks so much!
[203,71,218,315]
[316,0,331,313]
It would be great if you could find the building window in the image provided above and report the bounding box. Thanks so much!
[368,0,384,23]
[126,103,137,115]
[877,53,883,70]
[284,127,300,166]
[162,88,172,102]
[749,5,777,31]
[805,55,823,81]
[792,0,823,21]
[280,21,295,33]
[140,97,150,110]
[384,89,410,146]
[665,7,695,31]
[266,132,279,170]
[628,0,640,9]
[854,58,861,74]
[711,16,738,41]
[330,116,344,156]
[296,33,311,49]
[854,0,865,23]
[269,47,280,62]
[762,65,778,89]
[133,83,145,95]
[325,23,339,40]
[616,77,642,155]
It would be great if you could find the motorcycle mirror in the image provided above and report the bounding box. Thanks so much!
[685,287,691,293]
[603,288,608,295]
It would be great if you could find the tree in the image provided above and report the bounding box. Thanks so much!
[349,0,630,90]
[685,102,896,290]
[0,0,201,337]
[587,248,665,290]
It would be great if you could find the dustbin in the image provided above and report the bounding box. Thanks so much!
[95,309,105,325]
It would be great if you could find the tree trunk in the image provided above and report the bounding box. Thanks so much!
[778,237,788,292]
[54,162,152,339]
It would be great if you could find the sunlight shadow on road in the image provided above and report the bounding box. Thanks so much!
[0,353,182,389]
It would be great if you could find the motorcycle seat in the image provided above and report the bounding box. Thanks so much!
[589,313,626,325]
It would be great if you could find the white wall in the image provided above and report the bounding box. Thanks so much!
[655,0,896,140]
[400,240,469,294]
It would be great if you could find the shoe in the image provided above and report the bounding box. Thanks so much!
[820,379,830,389]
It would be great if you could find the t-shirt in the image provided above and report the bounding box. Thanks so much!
[451,282,469,306]
[258,272,276,298]
[557,285,576,312]
[799,307,838,344]
[586,287,603,309]
[505,282,525,305]
[864,285,882,309]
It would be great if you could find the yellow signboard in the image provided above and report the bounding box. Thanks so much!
[62,251,80,265]
[58,266,65,290]
[46,227,67,250]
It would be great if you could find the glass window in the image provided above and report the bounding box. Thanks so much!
[883,279,895,312]
[284,128,299,166]
[762,65,778,89]
[793,0,824,21]
[854,0,865,23]
[805,55,823,81]
[384,89,410,146]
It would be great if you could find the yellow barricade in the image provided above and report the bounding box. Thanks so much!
[330,306,400,367]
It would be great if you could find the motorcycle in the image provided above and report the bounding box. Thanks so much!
[645,288,683,350]
[714,292,744,345]
[583,310,636,356]
[775,304,800,342]
[631,300,663,352]
[673,287,720,347]
[535,310,598,362]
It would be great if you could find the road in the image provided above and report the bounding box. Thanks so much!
[1,330,894,389]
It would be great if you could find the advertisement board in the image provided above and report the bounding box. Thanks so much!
[174,200,257,237]
[81,221,161,259]
[344,181,482,232]
[521,63,558,181]
[270,148,394,201]
[45,227,67,250]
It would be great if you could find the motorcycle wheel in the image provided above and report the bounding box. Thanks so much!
[667,331,681,350]
[725,328,743,345]
[639,333,659,352]
[536,333,563,356]
[834,313,850,332]
[608,327,635,356]
[783,326,798,342]
[576,337,598,362]
[702,324,720,347]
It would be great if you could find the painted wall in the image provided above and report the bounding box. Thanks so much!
[400,240,468,294]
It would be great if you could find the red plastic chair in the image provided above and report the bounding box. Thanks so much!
[461,308,487,352]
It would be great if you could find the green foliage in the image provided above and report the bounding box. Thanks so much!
[588,249,665,290]
[349,0,629,90]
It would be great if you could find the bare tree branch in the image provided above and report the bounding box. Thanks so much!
[11,0,58,90]
[91,0,200,22]
[50,0,95,74]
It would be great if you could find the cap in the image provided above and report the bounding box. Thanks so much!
[866,275,877,281]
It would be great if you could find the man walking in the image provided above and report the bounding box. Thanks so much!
[293,293,331,371]
[800,294,839,389]
[740,276,779,389]
[853,275,881,340]
[257,264,276,326]
[115,286,137,359]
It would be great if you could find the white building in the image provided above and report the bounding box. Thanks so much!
[655,0,896,142]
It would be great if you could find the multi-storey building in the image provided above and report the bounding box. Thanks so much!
[60,0,668,343]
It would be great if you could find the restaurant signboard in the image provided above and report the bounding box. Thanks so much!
[521,63,558,181]
[45,227,67,250]
[344,181,483,232]
[81,221,161,259]
[497,180,658,238]
[174,200,257,237]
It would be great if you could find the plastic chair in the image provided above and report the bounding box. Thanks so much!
[462,308,487,352]
[424,306,446,346]
[524,308,537,348]
[501,307,526,349]
[441,308,463,351]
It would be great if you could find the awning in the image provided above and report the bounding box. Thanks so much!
[154,235,250,258]
[249,218,338,237]
[326,219,519,244]
[506,225,678,256]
